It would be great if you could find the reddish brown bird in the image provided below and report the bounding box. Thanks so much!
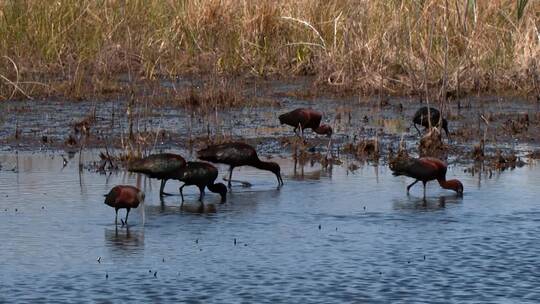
[279,108,333,138]
[128,153,186,197]
[104,185,145,225]
[178,161,228,203]
[197,142,283,189]
[390,157,463,198]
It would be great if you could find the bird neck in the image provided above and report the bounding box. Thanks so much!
[438,179,453,191]
[253,160,273,171]
[313,126,326,135]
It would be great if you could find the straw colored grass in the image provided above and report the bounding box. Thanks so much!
[0,0,538,100]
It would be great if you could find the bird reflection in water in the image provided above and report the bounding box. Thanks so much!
[393,194,463,211]
[180,202,217,214]
[104,225,145,253]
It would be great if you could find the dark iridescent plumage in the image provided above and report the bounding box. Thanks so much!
[128,153,186,196]
[197,142,283,188]
[279,108,332,137]
[104,185,145,224]
[412,107,449,137]
[178,162,227,203]
[390,157,463,197]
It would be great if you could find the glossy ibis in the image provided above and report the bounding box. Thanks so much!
[128,153,186,196]
[197,142,283,189]
[104,185,145,225]
[178,161,227,203]
[412,107,449,138]
[390,157,463,198]
[279,108,332,138]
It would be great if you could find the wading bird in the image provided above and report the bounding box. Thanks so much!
[279,108,332,139]
[390,157,463,198]
[412,107,449,138]
[128,153,186,197]
[198,142,283,189]
[104,185,145,225]
[178,162,227,203]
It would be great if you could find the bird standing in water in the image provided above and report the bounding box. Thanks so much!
[390,157,463,198]
[104,185,145,225]
[279,108,333,139]
[412,106,449,138]
[198,142,283,189]
[128,153,186,197]
[178,161,227,203]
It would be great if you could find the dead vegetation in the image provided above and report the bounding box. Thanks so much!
[0,0,538,101]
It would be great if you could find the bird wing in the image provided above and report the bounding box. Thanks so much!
[116,187,138,205]
[390,157,440,181]
[129,154,185,175]
[215,144,256,164]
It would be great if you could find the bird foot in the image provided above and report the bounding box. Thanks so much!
[120,219,125,226]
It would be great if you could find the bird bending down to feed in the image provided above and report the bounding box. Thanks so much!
[104,185,145,225]
[197,142,283,189]
[412,107,449,138]
[178,162,227,203]
[279,108,332,139]
[128,153,186,197]
[390,157,463,198]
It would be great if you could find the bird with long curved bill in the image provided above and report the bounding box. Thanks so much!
[279,108,333,139]
[279,108,333,158]
[412,106,450,139]
[197,142,283,189]
[390,157,463,198]
[178,161,228,204]
[104,185,145,225]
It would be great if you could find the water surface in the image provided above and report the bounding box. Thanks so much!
[1,152,539,303]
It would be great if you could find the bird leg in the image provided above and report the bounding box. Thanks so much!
[422,181,427,198]
[115,208,119,225]
[407,180,419,192]
[414,123,421,136]
[227,166,234,189]
[198,186,205,202]
[124,208,130,225]
[159,180,173,196]
[179,184,186,202]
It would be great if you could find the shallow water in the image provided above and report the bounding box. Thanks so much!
[1,151,540,303]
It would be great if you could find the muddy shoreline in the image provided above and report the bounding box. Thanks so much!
[1,79,540,170]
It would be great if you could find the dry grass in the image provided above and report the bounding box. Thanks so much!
[0,0,538,100]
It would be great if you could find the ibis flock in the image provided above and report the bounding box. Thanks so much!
[105,107,463,224]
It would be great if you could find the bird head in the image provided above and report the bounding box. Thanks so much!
[214,183,228,203]
[446,179,463,195]
[315,124,333,137]
[266,162,283,186]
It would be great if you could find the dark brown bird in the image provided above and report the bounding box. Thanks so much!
[128,153,186,197]
[412,107,449,138]
[178,162,227,203]
[390,157,463,198]
[279,108,333,138]
[197,142,283,189]
[104,185,145,225]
